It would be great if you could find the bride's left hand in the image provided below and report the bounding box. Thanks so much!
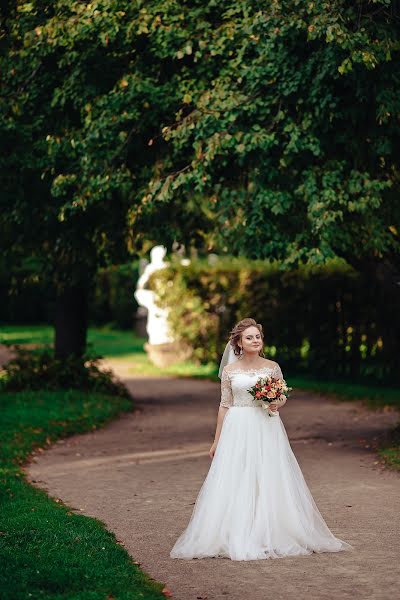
[269,398,286,412]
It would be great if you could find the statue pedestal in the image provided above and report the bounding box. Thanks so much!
[145,342,192,368]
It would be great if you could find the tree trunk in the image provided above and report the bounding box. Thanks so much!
[54,282,88,360]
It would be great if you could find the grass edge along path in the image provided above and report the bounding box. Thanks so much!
[0,389,168,600]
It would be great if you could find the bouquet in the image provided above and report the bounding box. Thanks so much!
[247,375,292,417]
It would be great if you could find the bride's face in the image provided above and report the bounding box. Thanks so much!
[240,326,263,355]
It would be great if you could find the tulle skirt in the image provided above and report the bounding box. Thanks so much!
[170,407,353,561]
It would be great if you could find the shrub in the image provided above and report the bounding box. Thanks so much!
[0,346,130,398]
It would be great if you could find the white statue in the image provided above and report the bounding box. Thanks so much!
[134,245,174,345]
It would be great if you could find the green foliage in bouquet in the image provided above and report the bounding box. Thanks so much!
[1,347,130,398]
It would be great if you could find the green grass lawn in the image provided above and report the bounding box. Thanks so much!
[0,324,55,347]
[289,375,400,409]
[0,323,217,378]
[0,389,166,600]
[0,324,144,357]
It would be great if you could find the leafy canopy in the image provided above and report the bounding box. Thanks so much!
[1,0,399,282]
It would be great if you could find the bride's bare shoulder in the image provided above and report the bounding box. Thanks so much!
[224,362,238,372]
[224,358,279,371]
[260,358,280,369]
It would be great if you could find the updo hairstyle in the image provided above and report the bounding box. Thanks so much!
[229,318,265,357]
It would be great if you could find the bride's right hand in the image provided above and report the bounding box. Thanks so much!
[209,442,217,459]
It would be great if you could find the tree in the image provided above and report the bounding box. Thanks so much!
[0,0,213,357]
[1,1,399,360]
[142,0,400,294]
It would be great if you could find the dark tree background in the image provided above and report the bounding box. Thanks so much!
[1,0,399,359]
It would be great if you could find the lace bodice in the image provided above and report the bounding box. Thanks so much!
[220,364,285,408]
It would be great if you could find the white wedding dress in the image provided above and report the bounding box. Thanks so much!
[170,364,353,561]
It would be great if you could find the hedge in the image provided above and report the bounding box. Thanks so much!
[149,256,399,384]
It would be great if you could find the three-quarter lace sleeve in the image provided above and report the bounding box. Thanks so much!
[220,368,233,408]
[275,363,287,407]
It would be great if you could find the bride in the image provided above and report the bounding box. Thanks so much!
[170,318,353,561]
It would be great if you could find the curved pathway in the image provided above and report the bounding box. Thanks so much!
[25,370,400,600]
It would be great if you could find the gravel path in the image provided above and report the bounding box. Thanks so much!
[25,370,400,600]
